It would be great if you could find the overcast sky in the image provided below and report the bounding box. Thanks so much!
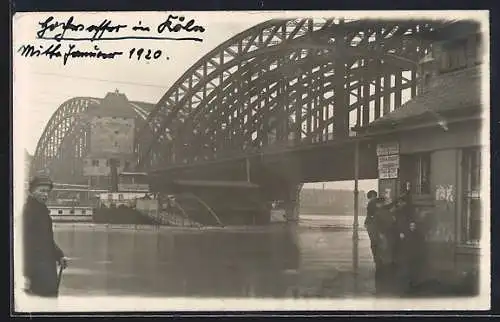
[12,11,485,192]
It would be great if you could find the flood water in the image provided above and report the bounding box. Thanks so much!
[54,215,376,298]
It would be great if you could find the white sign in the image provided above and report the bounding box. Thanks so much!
[376,142,399,156]
[379,168,399,179]
[378,155,400,169]
[378,154,399,179]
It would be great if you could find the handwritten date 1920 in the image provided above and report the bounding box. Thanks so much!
[128,48,166,61]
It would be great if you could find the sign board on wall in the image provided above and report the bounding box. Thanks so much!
[377,142,399,179]
[378,179,396,205]
[376,142,399,156]
[90,117,135,155]
[378,154,400,169]
[379,168,399,179]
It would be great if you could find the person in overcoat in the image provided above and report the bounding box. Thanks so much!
[23,175,67,297]
[364,190,379,263]
[373,198,398,295]
[392,193,426,294]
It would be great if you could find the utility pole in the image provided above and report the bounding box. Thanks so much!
[245,158,251,182]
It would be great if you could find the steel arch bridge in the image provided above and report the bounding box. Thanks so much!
[31,18,462,187]
[31,94,154,183]
[135,18,455,171]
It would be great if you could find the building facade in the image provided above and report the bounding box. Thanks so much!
[356,21,486,285]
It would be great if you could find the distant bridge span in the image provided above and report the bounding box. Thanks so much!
[31,95,155,183]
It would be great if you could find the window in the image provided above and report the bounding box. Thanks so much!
[407,153,431,194]
[118,194,124,201]
[92,159,99,167]
[58,210,63,215]
[461,148,482,246]
[69,209,75,214]
[440,40,468,73]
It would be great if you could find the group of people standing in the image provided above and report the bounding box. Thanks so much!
[364,189,427,296]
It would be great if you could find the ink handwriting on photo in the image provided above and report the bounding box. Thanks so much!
[16,14,206,64]
[35,14,206,42]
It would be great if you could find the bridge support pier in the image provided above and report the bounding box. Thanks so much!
[283,183,303,222]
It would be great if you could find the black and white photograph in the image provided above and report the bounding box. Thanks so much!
[12,10,490,312]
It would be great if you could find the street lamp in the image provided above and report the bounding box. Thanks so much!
[352,139,360,287]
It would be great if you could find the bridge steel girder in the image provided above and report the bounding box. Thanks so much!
[178,60,414,164]
[181,47,411,136]
[147,137,379,200]
[137,18,449,170]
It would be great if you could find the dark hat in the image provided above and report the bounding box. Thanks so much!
[29,175,53,192]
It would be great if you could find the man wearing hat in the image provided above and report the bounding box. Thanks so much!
[23,174,67,297]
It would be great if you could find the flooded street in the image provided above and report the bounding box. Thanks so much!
[53,215,376,298]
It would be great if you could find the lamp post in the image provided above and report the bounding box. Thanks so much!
[352,140,360,285]
[245,158,251,182]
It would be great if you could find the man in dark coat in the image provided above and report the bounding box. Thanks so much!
[373,198,398,295]
[392,193,425,294]
[364,190,379,262]
[23,175,67,297]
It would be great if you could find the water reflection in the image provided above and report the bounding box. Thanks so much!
[54,216,374,298]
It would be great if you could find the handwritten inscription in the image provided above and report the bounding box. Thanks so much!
[18,44,124,65]
[36,15,205,42]
[36,16,127,42]
[16,14,206,65]
[128,48,164,61]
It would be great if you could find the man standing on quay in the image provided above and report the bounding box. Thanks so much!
[364,190,379,262]
[22,175,67,297]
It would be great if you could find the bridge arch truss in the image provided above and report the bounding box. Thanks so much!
[136,18,452,170]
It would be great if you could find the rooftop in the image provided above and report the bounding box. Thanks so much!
[86,91,156,119]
